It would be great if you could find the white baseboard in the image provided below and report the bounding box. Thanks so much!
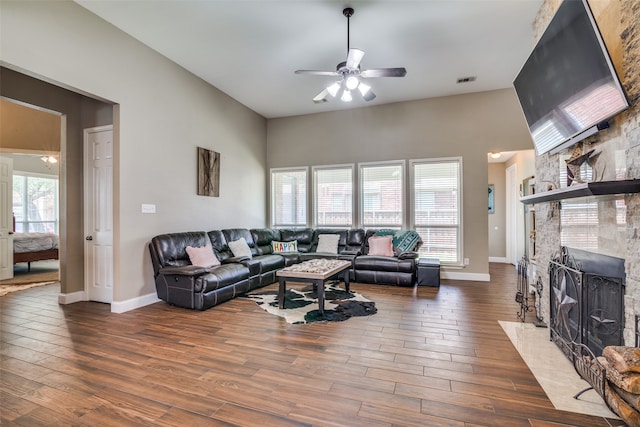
[489,257,508,263]
[58,291,86,305]
[111,292,160,313]
[441,271,490,282]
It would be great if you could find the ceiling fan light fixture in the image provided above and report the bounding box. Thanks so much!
[358,82,371,96]
[295,6,406,104]
[358,83,376,102]
[41,156,58,164]
[327,82,341,97]
[345,75,359,90]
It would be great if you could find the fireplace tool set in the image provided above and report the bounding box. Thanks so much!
[515,256,546,327]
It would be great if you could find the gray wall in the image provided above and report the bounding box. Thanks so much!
[1,68,112,294]
[1,1,267,303]
[267,89,534,276]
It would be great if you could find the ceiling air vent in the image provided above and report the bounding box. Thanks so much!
[456,76,477,84]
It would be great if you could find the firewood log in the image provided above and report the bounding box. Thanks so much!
[611,383,640,413]
[604,346,640,374]
[604,381,640,427]
[599,357,640,394]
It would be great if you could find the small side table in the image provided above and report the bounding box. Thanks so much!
[417,258,440,287]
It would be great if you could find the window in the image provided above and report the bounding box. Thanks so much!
[13,172,59,234]
[313,165,354,228]
[271,168,307,227]
[359,161,404,229]
[411,158,462,264]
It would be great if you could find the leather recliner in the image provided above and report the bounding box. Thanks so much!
[149,231,251,310]
[353,229,421,286]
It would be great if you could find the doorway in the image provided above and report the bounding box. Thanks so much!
[506,164,517,265]
[0,97,63,282]
[1,66,115,302]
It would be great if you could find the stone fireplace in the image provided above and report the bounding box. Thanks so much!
[513,1,640,422]
[531,0,640,349]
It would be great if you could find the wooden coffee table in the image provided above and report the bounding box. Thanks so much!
[277,259,351,315]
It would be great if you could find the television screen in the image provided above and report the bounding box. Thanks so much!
[513,0,628,155]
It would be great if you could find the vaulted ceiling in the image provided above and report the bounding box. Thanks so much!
[75,0,543,119]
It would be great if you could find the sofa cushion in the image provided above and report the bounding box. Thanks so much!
[280,228,314,253]
[207,230,234,262]
[367,235,394,257]
[186,244,221,268]
[222,228,257,255]
[196,263,250,292]
[354,255,416,274]
[251,228,281,255]
[254,254,286,272]
[228,237,253,259]
[150,231,211,272]
[345,229,365,252]
[316,234,340,253]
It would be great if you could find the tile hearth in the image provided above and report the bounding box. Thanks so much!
[500,321,619,420]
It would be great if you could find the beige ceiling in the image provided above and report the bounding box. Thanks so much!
[75,0,543,119]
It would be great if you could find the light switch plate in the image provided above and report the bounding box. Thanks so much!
[141,203,156,214]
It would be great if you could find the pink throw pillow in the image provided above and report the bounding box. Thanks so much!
[186,244,221,268]
[368,235,394,257]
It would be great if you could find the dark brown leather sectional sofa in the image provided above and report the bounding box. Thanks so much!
[148,227,422,310]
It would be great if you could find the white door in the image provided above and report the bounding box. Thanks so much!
[0,156,14,280]
[84,125,113,303]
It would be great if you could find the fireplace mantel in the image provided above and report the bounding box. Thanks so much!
[520,179,640,205]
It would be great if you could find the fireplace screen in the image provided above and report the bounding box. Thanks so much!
[549,246,625,358]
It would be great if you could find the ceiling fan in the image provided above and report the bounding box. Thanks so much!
[295,7,407,104]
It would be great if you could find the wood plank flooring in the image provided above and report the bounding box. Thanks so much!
[1,263,623,426]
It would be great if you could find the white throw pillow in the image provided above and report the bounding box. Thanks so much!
[316,234,340,254]
[186,244,221,268]
[228,237,253,259]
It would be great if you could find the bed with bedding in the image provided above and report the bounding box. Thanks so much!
[13,233,59,271]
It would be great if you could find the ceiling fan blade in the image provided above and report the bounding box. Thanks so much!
[295,70,340,76]
[361,67,407,78]
[346,48,365,70]
[312,89,330,104]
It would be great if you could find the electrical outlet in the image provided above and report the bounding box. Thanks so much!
[464,258,469,265]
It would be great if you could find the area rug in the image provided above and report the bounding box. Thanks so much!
[0,270,59,286]
[0,281,58,297]
[246,284,376,324]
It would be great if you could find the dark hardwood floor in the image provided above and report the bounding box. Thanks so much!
[1,263,622,426]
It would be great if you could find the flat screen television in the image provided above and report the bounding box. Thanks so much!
[513,0,629,155]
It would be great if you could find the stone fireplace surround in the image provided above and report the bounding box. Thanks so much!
[531,0,640,349]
